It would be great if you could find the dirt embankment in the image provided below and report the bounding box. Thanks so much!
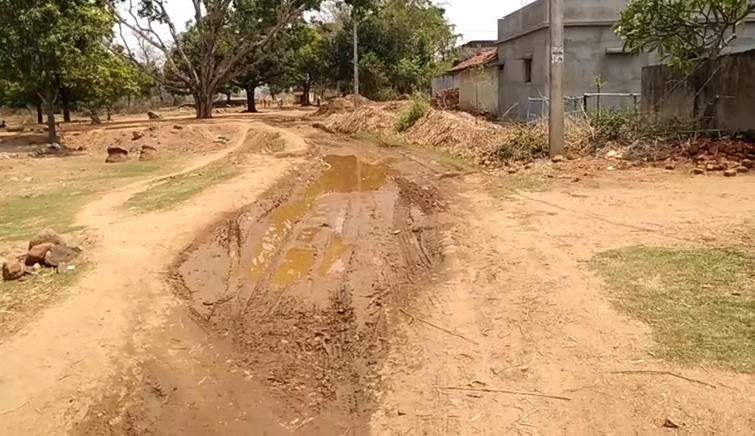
[72,134,450,435]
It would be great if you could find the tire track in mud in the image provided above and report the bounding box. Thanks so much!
[166,139,448,433]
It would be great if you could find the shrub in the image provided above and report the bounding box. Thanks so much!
[394,97,429,132]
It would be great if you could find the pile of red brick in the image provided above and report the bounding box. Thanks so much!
[432,88,459,111]
[684,139,755,176]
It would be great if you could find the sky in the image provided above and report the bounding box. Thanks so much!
[123,0,531,47]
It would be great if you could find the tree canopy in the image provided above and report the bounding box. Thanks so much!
[616,0,755,71]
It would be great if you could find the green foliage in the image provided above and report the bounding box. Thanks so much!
[321,0,457,98]
[393,97,429,132]
[615,0,755,71]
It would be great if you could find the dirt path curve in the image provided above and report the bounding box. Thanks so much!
[0,120,298,435]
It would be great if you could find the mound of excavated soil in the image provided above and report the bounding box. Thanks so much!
[319,101,594,166]
[313,97,355,117]
[63,123,235,155]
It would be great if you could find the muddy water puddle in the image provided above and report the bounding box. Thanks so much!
[251,154,393,285]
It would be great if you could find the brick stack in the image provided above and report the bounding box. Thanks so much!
[432,88,459,111]
[686,139,755,176]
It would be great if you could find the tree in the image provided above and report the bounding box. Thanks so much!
[110,0,320,119]
[317,0,457,99]
[615,0,755,71]
[0,0,116,143]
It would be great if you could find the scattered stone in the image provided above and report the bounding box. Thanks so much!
[147,110,162,120]
[215,135,230,144]
[663,417,681,429]
[2,259,24,281]
[29,228,63,250]
[524,163,533,170]
[173,124,183,130]
[664,162,676,170]
[551,155,565,163]
[507,167,518,174]
[132,131,144,140]
[724,169,737,177]
[709,145,719,156]
[9,176,18,181]
[6,125,25,133]
[692,167,705,175]
[706,163,719,171]
[26,242,55,266]
[742,159,754,169]
[571,176,581,182]
[106,146,129,163]
[139,144,159,161]
[44,244,82,267]
[737,166,749,173]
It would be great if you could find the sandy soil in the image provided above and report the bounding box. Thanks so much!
[1,109,754,435]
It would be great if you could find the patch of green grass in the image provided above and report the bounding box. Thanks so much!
[0,262,89,337]
[122,161,239,212]
[394,98,429,132]
[100,160,168,179]
[0,190,91,242]
[590,246,755,372]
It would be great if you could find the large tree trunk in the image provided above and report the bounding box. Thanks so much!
[61,89,71,123]
[226,93,231,105]
[194,90,213,119]
[36,104,43,124]
[302,80,311,106]
[245,85,257,113]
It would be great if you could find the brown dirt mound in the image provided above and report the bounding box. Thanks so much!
[324,105,395,134]
[318,101,595,165]
[64,123,232,155]
[313,97,355,117]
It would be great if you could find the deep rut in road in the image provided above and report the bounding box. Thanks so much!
[73,134,452,435]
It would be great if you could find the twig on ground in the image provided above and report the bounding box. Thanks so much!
[611,370,716,388]
[518,407,541,424]
[400,308,478,345]
[431,385,571,401]
[341,427,351,436]
[0,397,32,416]
[57,357,85,381]
[293,417,314,432]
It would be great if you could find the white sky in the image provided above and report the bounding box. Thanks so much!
[132,0,530,45]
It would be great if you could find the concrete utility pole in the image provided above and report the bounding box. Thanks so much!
[548,0,565,157]
[353,8,360,107]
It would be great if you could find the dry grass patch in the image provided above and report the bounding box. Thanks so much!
[0,262,89,336]
[591,246,755,373]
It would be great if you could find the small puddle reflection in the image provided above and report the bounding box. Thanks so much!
[318,235,349,276]
[251,155,390,282]
[273,247,316,286]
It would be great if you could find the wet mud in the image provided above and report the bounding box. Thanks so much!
[73,134,451,435]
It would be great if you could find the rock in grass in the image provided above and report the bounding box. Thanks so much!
[2,259,24,281]
[26,242,55,266]
[45,244,82,267]
[106,146,129,163]
[29,229,63,250]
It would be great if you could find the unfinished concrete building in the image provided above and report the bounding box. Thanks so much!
[495,0,755,120]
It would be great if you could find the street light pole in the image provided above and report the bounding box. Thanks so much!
[353,9,360,106]
[548,0,565,157]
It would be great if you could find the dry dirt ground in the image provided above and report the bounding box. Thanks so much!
[1,108,754,435]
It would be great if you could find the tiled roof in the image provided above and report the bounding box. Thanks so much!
[447,48,497,73]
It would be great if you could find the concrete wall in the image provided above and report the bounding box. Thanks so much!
[431,74,459,96]
[458,66,498,114]
[497,28,549,120]
[642,50,755,132]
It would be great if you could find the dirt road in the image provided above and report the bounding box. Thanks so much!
[2,112,754,435]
